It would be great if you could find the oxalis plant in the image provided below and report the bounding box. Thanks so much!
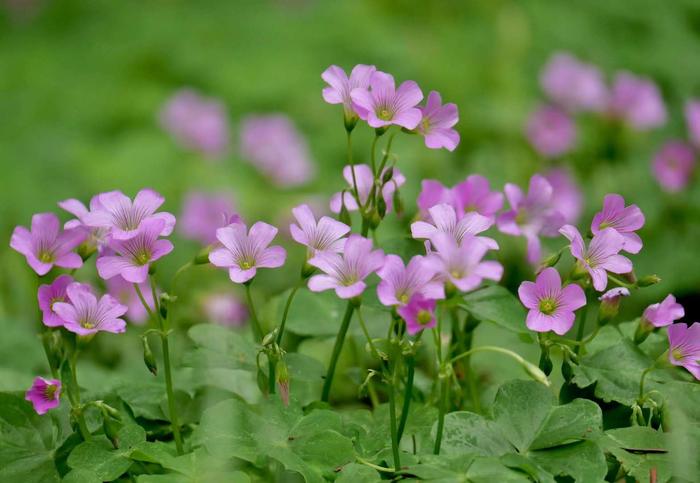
[4,64,699,483]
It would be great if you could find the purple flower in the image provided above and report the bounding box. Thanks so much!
[59,196,109,252]
[417,91,459,151]
[652,141,696,193]
[350,71,423,129]
[25,377,61,415]
[544,168,583,224]
[239,114,315,187]
[37,275,74,327]
[53,282,128,336]
[452,175,504,219]
[209,221,287,284]
[290,203,349,256]
[159,89,230,157]
[330,164,405,214]
[643,294,684,328]
[321,64,376,121]
[540,52,608,112]
[496,175,565,264]
[202,293,249,327]
[10,213,85,276]
[397,295,437,335]
[97,219,174,284]
[685,100,700,148]
[427,233,503,293]
[179,191,238,245]
[598,287,630,322]
[526,105,576,158]
[609,72,667,131]
[667,322,700,380]
[591,194,645,254]
[417,180,453,219]
[307,235,384,299]
[105,275,153,325]
[376,255,444,306]
[81,189,176,241]
[599,287,630,303]
[559,225,632,292]
[518,267,586,335]
[411,203,497,249]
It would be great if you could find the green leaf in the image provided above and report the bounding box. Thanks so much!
[459,285,533,339]
[279,288,348,337]
[131,442,241,482]
[117,381,167,420]
[0,392,67,483]
[182,324,258,371]
[335,463,380,482]
[67,424,146,481]
[599,427,673,483]
[402,454,531,482]
[61,469,102,483]
[284,352,325,406]
[434,412,512,457]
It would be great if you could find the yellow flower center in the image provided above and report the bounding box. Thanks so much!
[378,109,392,121]
[399,293,410,304]
[39,251,54,263]
[671,348,684,362]
[44,384,58,400]
[135,250,151,266]
[450,269,462,279]
[539,298,557,315]
[417,310,432,326]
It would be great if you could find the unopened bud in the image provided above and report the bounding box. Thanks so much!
[538,349,553,377]
[262,330,277,347]
[393,190,404,217]
[339,203,352,227]
[194,247,211,265]
[102,413,122,449]
[538,251,562,272]
[257,367,269,395]
[634,318,653,344]
[637,275,661,287]
[276,360,290,407]
[381,168,394,184]
[523,360,551,387]
[98,402,122,421]
[377,197,387,219]
[369,209,382,228]
[142,336,158,376]
[598,287,630,325]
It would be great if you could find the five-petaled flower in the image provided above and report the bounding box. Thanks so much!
[10,213,85,276]
[559,225,633,292]
[518,267,586,335]
[37,274,75,327]
[397,294,437,335]
[25,377,62,415]
[307,234,385,299]
[53,282,128,336]
[321,64,376,124]
[411,203,497,250]
[643,294,684,328]
[97,218,174,284]
[208,221,287,284]
[667,322,700,380]
[290,204,350,256]
[350,71,423,129]
[591,194,645,254]
[376,254,444,306]
[416,91,460,151]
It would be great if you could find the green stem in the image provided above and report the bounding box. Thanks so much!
[433,374,449,455]
[356,455,395,473]
[388,360,401,469]
[574,291,590,355]
[133,284,155,321]
[321,302,355,402]
[69,352,91,441]
[607,273,635,290]
[268,356,276,395]
[639,366,654,400]
[356,307,380,359]
[160,332,184,455]
[244,282,264,342]
[396,355,415,444]
[346,130,363,211]
[276,284,300,345]
[370,132,381,175]
[376,131,398,176]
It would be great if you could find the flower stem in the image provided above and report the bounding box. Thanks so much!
[388,359,401,469]
[370,132,381,175]
[396,354,415,444]
[376,131,398,176]
[433,373,449,455]
[639,365,655,400]
[574,290,590,355]
[347,130,364,211]
[356,307,380,359]
[68,352,91,441]
[244,282,264,342]
[276,284,300,345]
[321,301,355,402]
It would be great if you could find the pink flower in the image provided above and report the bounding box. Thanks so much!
[599,287,630,304]
[559,225,632,292]
[307,235,385,299]
[321,64,376,121]
[179,192,238,245]
[652,141,695,193]
[159,89,230,157]
[350,71,423,129]
[518,267,586,335]
[37,275,74,327]
[209,221,287,283]
[684,100,700,148]
[329,164,405,214]
[667,322,700,380]
[417,91,459,151]
[427,233,503,293]
[643,294,684,328]
[540,52,608,112]
[202,293,249,327]
[10,213,85,276]
[452,175,504,219]
[609,72,667,131]
[53,282,128,336]
[397,295,437,335]
[411,203,497,249]
[25,377,61,415]
[376,255,444,306]
[59,196,110,252]
[239,114,315,187]
[290,204,349,256]
[105,275,153,324]
[590,194,645,254]
[497,175,565,264]
[417,180,453,219]
[81,189,176,241]
[544,168,583,225]
[97,219,174,284]
[526,105,576,158]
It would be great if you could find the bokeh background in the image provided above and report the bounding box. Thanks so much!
[1,0,699,396]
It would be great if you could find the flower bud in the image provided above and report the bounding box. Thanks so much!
[102,414,122,449]
[637,274,661,287]
[377,196,387,219]
[98,402,122,421]
[262,330,278,347]
[634,317,653,344]
[538,251,562,273]
[597,287,630,326]
[523,360,551,387]
[194,246,212,265]
[369,209,382,229]
[276,359,290,407]
[339,202,352,227]
[142,336,158,376]
[393,190,404,217]
[538,348,553,377]
[381,168,394,184]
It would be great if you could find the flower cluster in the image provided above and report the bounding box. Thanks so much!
[651,101,699,193]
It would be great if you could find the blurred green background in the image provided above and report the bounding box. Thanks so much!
[1,0,699,388]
